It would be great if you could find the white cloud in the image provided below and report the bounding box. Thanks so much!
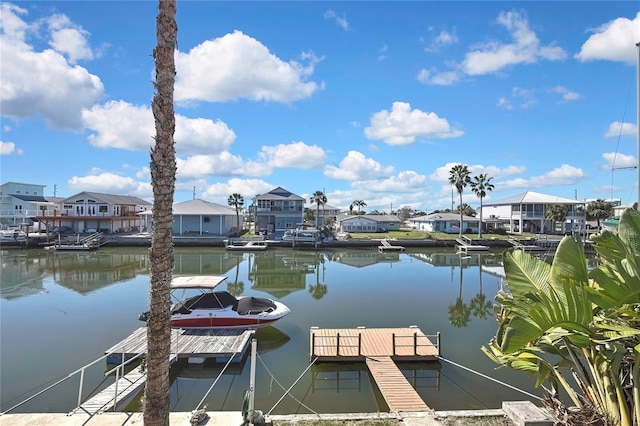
[0,4,104,129]
[430,162,526,184]
[419,10,566,86]
[175,30,322,103]
[46,13,95,63]
[553,86,581,102]
[324,150,394,181]
[352,171,427,192]
[258,141,327,169]
[496,87,537,109]
[575,12,640,65]
[83,101,237,155]
[364,102,464,145]
[0,141,24,155]
[68,172,152,198]
[602,152,637,170]
[500,164,586,189]
[423,28,459,52]
[324,10,350,31]
[177,153,245,179]
[202,178,275,203]
[416,68,461,86]
[604,121,638,138]
[463,11,566,75]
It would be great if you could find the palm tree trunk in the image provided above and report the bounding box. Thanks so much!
[145,1,177,425]
[459,193,463,237]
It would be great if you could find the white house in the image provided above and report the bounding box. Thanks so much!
[170,199,241,235]
[0,182,57,227]
[44,191,152,233]
[481,191,585,234]
[406,212,480,234]
[336,214,401,233]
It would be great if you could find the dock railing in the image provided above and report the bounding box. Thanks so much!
[311,331,362,358]
[392,331,441,357]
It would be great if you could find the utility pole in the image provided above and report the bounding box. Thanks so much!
[53,184,57,197]
[192,186,195,200]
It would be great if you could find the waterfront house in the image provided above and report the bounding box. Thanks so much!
[406,212,480,234]
[170,198,240,236]
[254,187,305,236]
[0,182,57,229]
[480,191,585,234]
[314,203,341,228]
[39,191,151,233]
[336,214,401,233]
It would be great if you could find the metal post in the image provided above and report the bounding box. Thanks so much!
[77,368,85,408]
[249,339,257,417]
[437,332,441,357]
[336,333,340,356]
[414,332,418,355]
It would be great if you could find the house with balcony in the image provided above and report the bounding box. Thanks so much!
[254,187,305,237]
[480,191,585,234]
[39,191,152,233]
[311,203,341,228]
[0,182,57,229]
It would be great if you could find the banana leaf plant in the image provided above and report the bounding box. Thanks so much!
[482,208,640,425]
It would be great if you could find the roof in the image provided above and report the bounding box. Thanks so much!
[411,213,479,222]
[484,191,581,206]
[338,214,401,223]
[173,199,237,215]
[256,187,305,201]
[62,191,151,206]
[171,275,228,289]
[10,194,50,203]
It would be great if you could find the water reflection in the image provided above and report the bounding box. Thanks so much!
[3,247,594,414]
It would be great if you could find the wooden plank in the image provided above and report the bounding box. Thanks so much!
[365,356,430,412]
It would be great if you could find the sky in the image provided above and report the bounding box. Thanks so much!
[1,1,639,214]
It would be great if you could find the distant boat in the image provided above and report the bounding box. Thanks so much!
[225,239,269,251]
[282,224,320,244]
[0,229,27,247]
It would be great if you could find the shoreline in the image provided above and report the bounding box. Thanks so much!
[4,233,520,249]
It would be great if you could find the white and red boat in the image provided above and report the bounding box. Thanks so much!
[139,276,290,329]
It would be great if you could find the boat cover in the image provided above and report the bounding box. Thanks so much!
[235,297,276,315]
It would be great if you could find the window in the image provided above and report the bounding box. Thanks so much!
[99,205,108,213]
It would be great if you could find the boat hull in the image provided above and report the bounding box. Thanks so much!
[169,299,290,329]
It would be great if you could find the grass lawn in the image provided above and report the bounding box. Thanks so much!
[345,229,536,241]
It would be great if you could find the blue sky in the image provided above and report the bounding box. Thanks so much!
[1,1,639,213]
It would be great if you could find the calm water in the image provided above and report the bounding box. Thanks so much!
[1,246,543,414]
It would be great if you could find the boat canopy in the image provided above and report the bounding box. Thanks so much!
[171,275,228,289]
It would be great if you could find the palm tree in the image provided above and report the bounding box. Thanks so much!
[227,193,244,235]
[470,174,494,238]
[586,198,613,229]
[545,203,567,234]
[145,1,177,424]
[350,200,366,215]
[448,164,471,237]
[310,190,327,229]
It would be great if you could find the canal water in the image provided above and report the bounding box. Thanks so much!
[1,246,543,415]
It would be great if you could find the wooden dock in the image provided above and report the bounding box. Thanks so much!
[378,239,405,253]
[309,326,439,412]
[455,235,489,253]
[105,326,254,363]
[71,326,254,416]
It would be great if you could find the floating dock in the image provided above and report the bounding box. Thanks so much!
[309,326,439,412]
[71,326,254,416]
